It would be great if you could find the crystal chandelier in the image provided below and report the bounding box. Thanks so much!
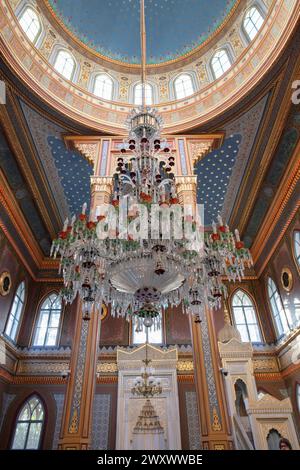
[131,344,162,398]
[50,104,252,323]
[50,1,253,325]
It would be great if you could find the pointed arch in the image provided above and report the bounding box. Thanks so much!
[231,289,262,343]
[11,394,45,449]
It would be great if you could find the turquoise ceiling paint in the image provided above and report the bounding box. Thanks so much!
[49,0,237,64]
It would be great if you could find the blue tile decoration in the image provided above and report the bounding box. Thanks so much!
[48,136,93,216]
[48,0,237,64]
[194,134,242,226]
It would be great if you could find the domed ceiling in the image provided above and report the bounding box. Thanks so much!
[47,0,238,64]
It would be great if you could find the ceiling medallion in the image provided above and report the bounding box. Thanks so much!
[281,267,293,292]
[0,271,11,296]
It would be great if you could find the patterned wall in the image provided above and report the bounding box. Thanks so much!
[185,391,201,450]
[52,393,65,449]
[91,394,111,450]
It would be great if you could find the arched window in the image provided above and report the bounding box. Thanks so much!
[4,281,25,342]
[243,6,264,41]
[297,384,300,413]
[174,74,194,99]
[93,74,113,100]
[19,7,41,44]
[132,314,163,345]
[267,277,290,337]
[53,50,75,81]
[134,83,153,106]
[211,49,232,79]
[231,290,262,343]
[32,293,62,347]
[11,396,44,449]
[294,231,300,268]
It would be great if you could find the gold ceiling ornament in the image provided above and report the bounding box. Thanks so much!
[132,399,164,435]
[0,271,11,296]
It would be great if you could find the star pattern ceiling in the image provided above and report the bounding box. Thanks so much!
[48,136,93,216]
[194,134,242,226]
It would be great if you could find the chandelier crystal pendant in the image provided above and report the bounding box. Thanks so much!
[50,0,253,325]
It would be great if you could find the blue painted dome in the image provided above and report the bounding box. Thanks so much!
[48,0,237,64]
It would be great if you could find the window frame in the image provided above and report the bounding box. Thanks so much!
[133,82,153,106]
[18,5,42,45]
[174,73,195,100]
[53,48,76,81]
[231,288,263,343]
[242,5,265,43]
[4,281,26,343]
[92,73,114,101]
[32,292,63,348]
[210,47,232,80]
[10,394,45,450]
[267,277,291,339]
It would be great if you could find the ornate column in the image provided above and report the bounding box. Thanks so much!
[58,177,113,449]
[176,176,233,450]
